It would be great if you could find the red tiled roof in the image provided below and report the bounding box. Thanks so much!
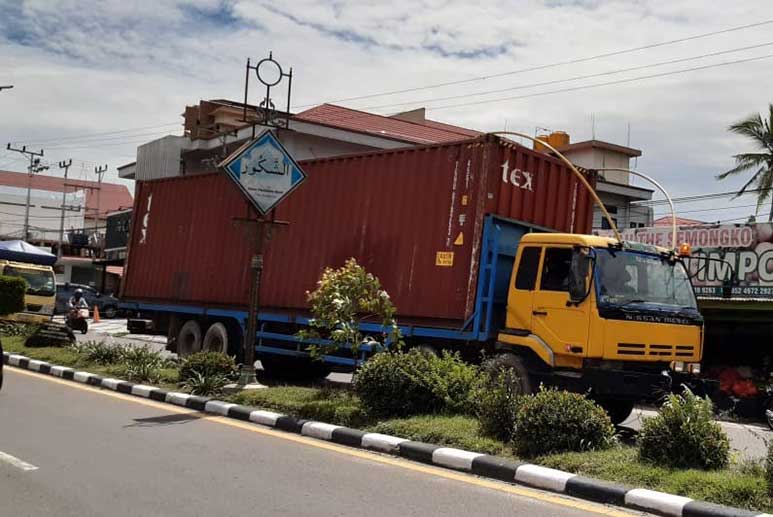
[653,216,706,227]
[293,104,480,144]
[0,170,133,218]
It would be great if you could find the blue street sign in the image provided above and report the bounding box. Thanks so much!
[220,130,307,214]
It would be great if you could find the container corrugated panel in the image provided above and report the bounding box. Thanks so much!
[122,174,257,307]
[122,135,595,324]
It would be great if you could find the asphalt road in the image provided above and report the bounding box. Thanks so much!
[0,368,641,517]
[62,317,773,460]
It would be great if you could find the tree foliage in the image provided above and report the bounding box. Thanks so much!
[0,275,26,316]
[718,104,773,220]
[299,258,401,358]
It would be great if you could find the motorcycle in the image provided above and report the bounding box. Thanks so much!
[66,307,89,335]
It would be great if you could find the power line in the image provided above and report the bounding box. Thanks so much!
[636,187,773,206]
[423,52,773,112]
[41,129,179,149]
[293,18,773,108]
[11,122,179,146]
[653,202,761,217]
[360,41,773,111]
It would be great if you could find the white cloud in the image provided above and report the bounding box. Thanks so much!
[0,0,771,223]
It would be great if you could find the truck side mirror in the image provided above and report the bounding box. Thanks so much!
[569,249,592,303]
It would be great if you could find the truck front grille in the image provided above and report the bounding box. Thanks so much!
[617,343,694,358]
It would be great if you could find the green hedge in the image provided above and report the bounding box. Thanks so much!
[639,389,730,470]
[0,275,26,316]
[353,349,478,418]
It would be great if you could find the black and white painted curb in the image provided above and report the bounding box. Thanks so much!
[3,351,768,517]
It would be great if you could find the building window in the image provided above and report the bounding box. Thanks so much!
[601,217,618,230]
[515,247,541,291]
[540,248,572,292]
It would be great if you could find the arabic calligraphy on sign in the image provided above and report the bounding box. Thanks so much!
[221,130,307,214]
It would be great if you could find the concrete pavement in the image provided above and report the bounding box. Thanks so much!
[0,367,642,517]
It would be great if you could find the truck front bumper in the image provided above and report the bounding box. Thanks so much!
[537,366,715,402]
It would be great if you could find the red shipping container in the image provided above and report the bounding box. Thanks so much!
[122,135,595,326]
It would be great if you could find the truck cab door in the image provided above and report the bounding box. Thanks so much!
[531,247,591,357]
[506,246,541,331]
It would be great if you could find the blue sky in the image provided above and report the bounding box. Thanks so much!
[1,0,772,223]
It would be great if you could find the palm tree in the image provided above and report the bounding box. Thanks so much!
[717,104,773,220]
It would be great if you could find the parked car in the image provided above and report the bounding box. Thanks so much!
[55,283,121,318]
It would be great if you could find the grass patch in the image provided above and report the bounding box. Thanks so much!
[1,335,179,390]
[537,447,772,512]
[367,415,513,458]
[228,386,368,428]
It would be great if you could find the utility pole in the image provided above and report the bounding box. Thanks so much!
[94,164,107,245]
[6,143,45,241]
[57,159,72,259]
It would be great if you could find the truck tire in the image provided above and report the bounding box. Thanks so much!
[485,353,533,395]
[596,398,635,425]
[415,344,438,356]
[177,320,202,358]
[259,355,331,381]
[202,322,228,354]
[103,305,118,319]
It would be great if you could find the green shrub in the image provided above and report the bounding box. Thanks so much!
[638,389,729,470]
[474,358,523,441]
[69,341,127,365]
[353,349,478,418]
[0,321,37,337]
[179,352,236,381]
[512,387,615,457]
[298,258,401,359]
[0,275,26,316]
[116,346,168,383]
[182,370,229,396]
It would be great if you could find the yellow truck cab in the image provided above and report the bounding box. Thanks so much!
[498,233,703,422]
[0,259,56,324]
[0,260,56,323]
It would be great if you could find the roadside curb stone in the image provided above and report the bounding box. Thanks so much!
[3,350,768,517]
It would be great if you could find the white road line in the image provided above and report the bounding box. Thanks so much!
[0,451,38,471]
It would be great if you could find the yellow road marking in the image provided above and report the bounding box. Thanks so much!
[8,367,635,516]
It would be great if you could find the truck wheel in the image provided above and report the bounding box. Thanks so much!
[202,323,228,354]
[260,355,331,381]
[485,353,533,395]
[103,305,118,319]
[177,320,202,358]
[414,344,438,356]
[597,398,635,425]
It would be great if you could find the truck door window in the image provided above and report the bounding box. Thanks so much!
[540,248,572,292]
[515,247,541,290]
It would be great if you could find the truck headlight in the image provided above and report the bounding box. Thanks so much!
[670,361,685,373]
[42,304,55,315]
[687,363,701,375]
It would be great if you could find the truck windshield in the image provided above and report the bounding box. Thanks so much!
[595,249,697,310]
[3,266,56,297]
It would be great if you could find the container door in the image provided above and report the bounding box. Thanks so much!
[531,247,590,356]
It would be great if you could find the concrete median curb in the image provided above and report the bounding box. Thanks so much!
[3,351,768,517]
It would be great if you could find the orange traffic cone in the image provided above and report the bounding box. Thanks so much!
[93,305,101,323]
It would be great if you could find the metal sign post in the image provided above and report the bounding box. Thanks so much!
[220,130,306,387]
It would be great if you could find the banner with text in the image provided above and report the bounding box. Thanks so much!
[599,223,773,299]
